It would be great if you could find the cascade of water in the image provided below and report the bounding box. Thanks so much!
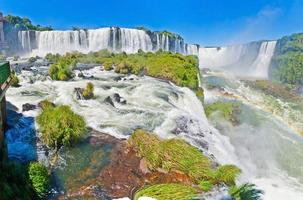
[198,41,277,79]
[250,41,277,78]
[203,71,303,200]
[18,31,32,54]
[87,28,111,52]
[16,28,198,57]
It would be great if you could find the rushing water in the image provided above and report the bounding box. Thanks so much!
[5,30,303,199]
[203,71,303,200]
[198,41,277,79]
[5,66,237,197]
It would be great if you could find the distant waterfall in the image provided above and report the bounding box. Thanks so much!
[250,41,277,78]
[16,27,198,56]
[198,41,277,78]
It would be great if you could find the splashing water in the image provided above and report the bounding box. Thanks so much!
[203,71,303,200]
[198,41,277,79]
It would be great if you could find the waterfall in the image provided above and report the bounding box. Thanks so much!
[250,41,277,78]
[198,41,277,79]
[18,31,32,54]
[16,28,198,57]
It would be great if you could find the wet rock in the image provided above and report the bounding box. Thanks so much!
[194,139,209,150]
[139,158,150,175]
[114,76,122,81]
[78,72,84,78]
[65,129,195,199]
[75,63,99,70]
[37,101,56,109]
[295,86,303,96]
[22,103,37,112]
[104,96,115,107]
[113,93,127,104]
[101,85,111,90]
[172,116,190,135]
[74,88,85,100]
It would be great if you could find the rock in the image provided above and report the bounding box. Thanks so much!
[139,158,150,175]
[78,72,84,78]
[22,103,37,112]
[101,85,111,90]
[295,86,303,96]
[114,76,122,81]
[104,96,115,107]
[113,93,127,104]
[75,63,99,70]
[37,101,56,109]
[74,88,85,100]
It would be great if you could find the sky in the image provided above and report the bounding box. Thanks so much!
[1,0,303,46]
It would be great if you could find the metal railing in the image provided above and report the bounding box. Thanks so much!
[0,62,11,84]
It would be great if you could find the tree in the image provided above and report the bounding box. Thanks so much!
[37,105,87,152]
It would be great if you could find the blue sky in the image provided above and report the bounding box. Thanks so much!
[1,0,303,46]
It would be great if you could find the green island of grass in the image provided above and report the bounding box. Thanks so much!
[46,50,200,90]
[130,129,241,199]
[205,102,240,122]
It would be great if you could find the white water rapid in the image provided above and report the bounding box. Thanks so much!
[203,71,303,200]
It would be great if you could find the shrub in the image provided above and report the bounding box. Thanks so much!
[229,183,264,200]
[28,162,50,198]
[134,183,197,200]
[0,54,6,61]
[196,87,204,102]
[199,180,213,192]
[49,64,73,81]
[205,102,239,121]
[38,100,55,110]
[28,57,37,63]
[0,161,38,200]
[82,82,94,99]
[213,165,241,186]
[128,130,240,185]
[37,105,87,151]
[11,72,20,87]
[46,50,200,89]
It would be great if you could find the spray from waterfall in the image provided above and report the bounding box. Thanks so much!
[198,41,277,79]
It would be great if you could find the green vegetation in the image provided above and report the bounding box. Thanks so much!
[134,183,197,200]
[0,160,38,200]
[48,57,74,81]
[271,33,303,85]
[28,162,50,198]
[230,183,264,200]
[28,56,38,63]
[213,165,241,186]
[198,180,213,192]
[38,100,55,110]
[0,54,6,61]
[196,87,204,102]
[4,15,53,31]
[45,50,200,90]
[11,72,20,87]
[129,130,240,189]
[205,102,239,121]
[83,82,94,99]
[37,104,87,151]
